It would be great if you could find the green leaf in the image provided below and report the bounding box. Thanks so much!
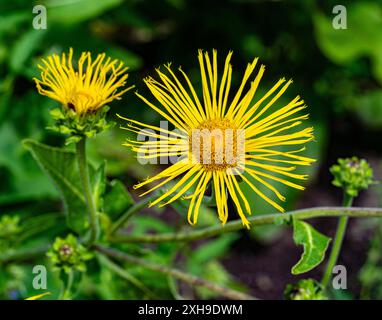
[352,90,382,129]
[0,124,58,204]
[0,12,29,37]
[195,261,233,299]
[22,139,89,234]
[187,234,238,275]
[9,29,46,73]
[191,234,238,266]
[103,179,134,219]
[313,3,382,84]
[130,216,173,235]
[292,219,331,275]
[46,0,124,25]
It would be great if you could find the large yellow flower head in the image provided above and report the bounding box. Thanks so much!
[120,50,315,228]
[34,48,132,114]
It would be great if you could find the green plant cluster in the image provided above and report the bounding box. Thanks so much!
[0,215,21,251]
[330,157,375,197]
[0,0,382,301]
[284,279,327,300]
[47,234,93,274]
[48,106,114,145]
[0,215,20,238]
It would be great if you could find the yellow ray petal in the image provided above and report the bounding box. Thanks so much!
[198,50,213,118]
[246,167,306,190]
[150,165,203,207]
[136,91,190,132]
[240,173,285,213]
[187,171,209,225]
[190,171,212,224]
[134,159,190,189]
[25,292,51,300]
[224,174,250,228]
[226,57,259,118]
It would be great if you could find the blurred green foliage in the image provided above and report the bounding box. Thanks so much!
[0,0,382,299]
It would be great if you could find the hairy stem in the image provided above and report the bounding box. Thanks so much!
[96,245,256,300]
[76,138,99,245]
[109,206,382,243]
[321,194,354,288]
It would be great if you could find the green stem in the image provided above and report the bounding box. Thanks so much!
[168,273,184,300]
[321,194,354,288]
[60,270,74,300]
[76,138,99,245]
[109,194,158,235]
[97,253,158,299]
[96,245,256,300]
[109,206,382,244]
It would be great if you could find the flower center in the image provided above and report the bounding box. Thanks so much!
[67,90,100,113]
[189,118,243,171]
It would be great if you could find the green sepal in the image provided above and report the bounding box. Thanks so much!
[48,105,114,145]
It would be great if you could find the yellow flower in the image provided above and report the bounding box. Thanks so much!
[120,50,315,228]
[34,48,132,114]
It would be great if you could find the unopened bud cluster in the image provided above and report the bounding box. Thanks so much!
[0,215,21,250]
[47,234,93,274]
[48,105,114,145]
[330,157,375,197]
[0,215,20,238]
[284,279,327,300]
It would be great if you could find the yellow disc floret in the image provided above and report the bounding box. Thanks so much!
[189,118,240,171]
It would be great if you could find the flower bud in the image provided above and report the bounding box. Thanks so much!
[330,157,375,197]
[48,106,114,145]
[0,215,20,238]
[284,279,327,300]
[47,234,93,274]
